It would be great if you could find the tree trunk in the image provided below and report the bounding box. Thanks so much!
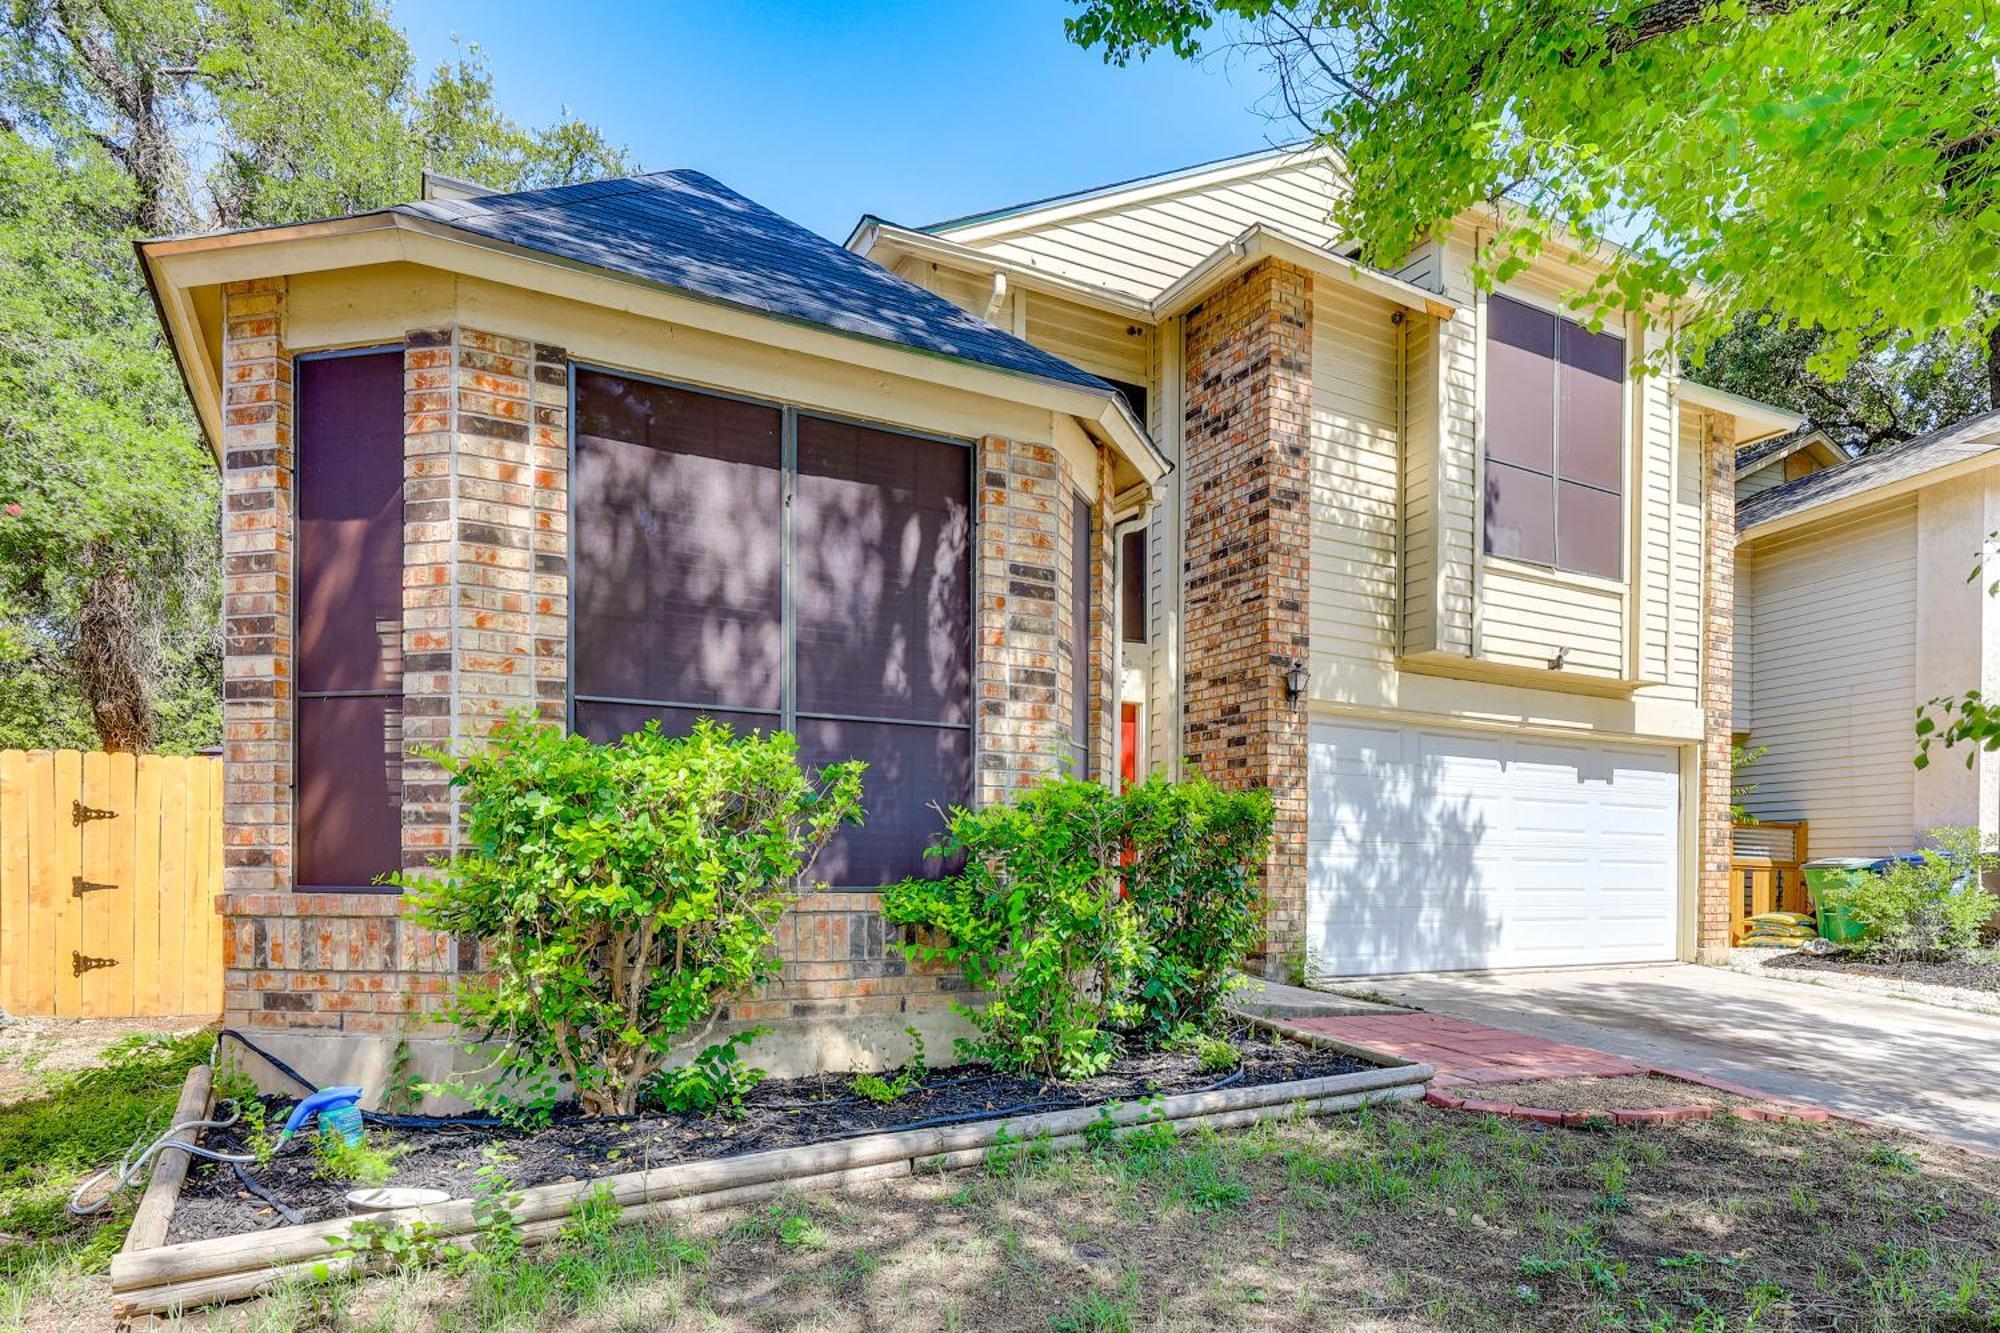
[76,560,155,752]
[1988,320,2000,411]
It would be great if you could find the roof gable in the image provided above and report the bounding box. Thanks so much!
[398,170,1110,393]
[922,149,1343,300]
[1738,410,2000,533]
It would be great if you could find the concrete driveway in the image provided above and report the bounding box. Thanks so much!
[1359,963,2000,1154]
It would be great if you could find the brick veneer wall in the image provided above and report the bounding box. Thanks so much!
[1179,259,1314,974]
[220,301,1112,1049]
[1697,410,1738,959]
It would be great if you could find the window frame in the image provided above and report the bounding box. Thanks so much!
[1479,290,1632,585]
[290,342,409,895]
[565,362,979,891]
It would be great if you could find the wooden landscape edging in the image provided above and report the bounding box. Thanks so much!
[109,1057,1433,1318]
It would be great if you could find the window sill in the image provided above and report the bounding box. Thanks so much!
[1483,555,1628,597]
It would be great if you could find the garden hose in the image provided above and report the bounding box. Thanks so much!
[66,1101,265,1216]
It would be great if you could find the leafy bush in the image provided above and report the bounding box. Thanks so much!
[1119,773,1273,1037]
[643,1030,769,1115]
[1845,826,1998,961]
[396,715,863,1118]
[312,1128,405,1187]
[882,777,1143,1079]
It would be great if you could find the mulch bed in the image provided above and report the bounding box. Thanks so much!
[167,1028,1366,1245]
[1763,949,2000,992]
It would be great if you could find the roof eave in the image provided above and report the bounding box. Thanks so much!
[1151,224,1457,320]
[1678,381,1804,445]
[140,210,1171,484]
[1738,446,2000,541]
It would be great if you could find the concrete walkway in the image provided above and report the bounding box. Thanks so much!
[1358,963,2000,1153]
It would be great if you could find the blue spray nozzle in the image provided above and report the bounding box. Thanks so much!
[280,1085,367,1145]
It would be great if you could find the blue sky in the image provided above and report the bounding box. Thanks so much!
[395,1,1281,239]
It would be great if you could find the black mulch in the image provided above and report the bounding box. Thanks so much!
[166,1030,1369,1244]
[1763,950,2000,993]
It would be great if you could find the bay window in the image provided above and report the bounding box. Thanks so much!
[571,369,973,886]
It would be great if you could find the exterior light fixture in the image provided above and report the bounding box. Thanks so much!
[1284,658,1310,704]
[1548,646,1570,671]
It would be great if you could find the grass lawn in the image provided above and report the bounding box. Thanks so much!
[51,1100,1993,1333]
[0,1024,214,1332]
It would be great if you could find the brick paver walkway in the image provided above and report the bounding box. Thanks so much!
[1291,1012,1649,1087]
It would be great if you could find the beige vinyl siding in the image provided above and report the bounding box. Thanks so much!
[1023,291,1150,386]
[1309,284,1404,680]
[1432,237,1481,655]
[1736,460,1789,501]
[1733,546,1754,733]
[1478,563,1625,674]
[1663,403,1705,702]
[1633,325,1675,686]
[1400,311,1438,653]
[968,157,1342,299]
[1740,498,1919,855]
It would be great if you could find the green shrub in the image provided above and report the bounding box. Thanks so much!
[1119,773,1273,1037]
[1846,826,1998,961]
[643,1030,769,1115]
[395,715,864,1118]
[849,1027,929,1104]
[882,777,1142,1079]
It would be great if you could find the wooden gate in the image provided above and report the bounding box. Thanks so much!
[0,750,222,1018]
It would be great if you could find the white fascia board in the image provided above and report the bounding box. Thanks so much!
[1151,225,1457,320]
[1680,381,1805,444]
[851,221,1155,320]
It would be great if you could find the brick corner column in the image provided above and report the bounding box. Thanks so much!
[1696,410,1738,961]
[976,434,1092,805]
[1180,259,1313,977]
[217,277,295,1030]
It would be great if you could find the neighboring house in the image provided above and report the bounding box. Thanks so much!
[1735,411,2000,858]
[853,147,1794,980]
[140,148,1795,1084]
[1735,427,1849,503]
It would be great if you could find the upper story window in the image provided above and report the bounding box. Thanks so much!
[1483,294,1626,580]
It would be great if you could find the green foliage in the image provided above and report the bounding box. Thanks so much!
[560,1181,622,1251]
[398,715,863,1117]
[644,1030,770,1116]
[1192,1033,1241,1075]
[1119,773,1273,1037]
[1068,1,2000,387]
[0,1030,211,1247]
[731,1200,827,1251]
[0,2,628,751]
[1842,826,1998,961]
[848,1027,929,1104]
[1730,743,1766,824]
[883,777,1142,1079]
[327,1217,461,1275]
[883,775,1272,1078]
[471,1146,525,1266]
[380,1037,420,1116]
[311,1128,404,1188]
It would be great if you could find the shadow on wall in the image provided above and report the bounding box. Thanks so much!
[1307,725,1500,978]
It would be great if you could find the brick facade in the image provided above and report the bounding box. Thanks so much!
[1179,260,1314,974]
[219,301,1114,1053]
[1697,410,1738,959]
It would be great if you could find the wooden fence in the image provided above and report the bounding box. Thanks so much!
[1729,819,1810,944]
[0,750,222,1018]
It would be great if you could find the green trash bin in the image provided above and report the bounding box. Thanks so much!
[1802,855,1921,943]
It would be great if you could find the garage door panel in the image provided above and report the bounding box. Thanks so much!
[1308,719,1681,977]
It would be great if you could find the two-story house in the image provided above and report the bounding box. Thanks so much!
[138,148,1796,1084]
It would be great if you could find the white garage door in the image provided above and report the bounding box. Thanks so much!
[1307,720,1681,977]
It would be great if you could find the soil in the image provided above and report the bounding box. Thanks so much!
[167,1029,1366,1245]
[1763,949,2000,992]
[1467,1074,1756,1115]
[0,1014,208,1106]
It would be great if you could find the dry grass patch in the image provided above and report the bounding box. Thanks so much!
[25,1102,2000,1333]
[1465,1075,1762,1116]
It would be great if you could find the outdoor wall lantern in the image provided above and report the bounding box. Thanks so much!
[1283,658,1310,705]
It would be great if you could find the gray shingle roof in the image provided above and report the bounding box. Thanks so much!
[1737,409,2000,531]
[397,171,1111,393]
[1736,425,1822,474]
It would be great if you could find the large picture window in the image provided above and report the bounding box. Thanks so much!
[1483,293,1626,580]
[572,369,973,886]
[294,349,406,891]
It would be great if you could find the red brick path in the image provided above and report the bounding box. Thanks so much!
[1290,1013,1649,1087]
